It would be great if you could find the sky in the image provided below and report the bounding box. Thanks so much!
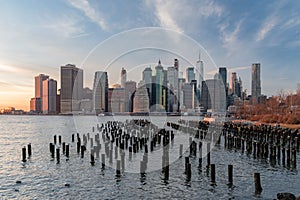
[0,0,300,111]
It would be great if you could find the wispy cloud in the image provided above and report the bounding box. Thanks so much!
[43,14,85,38]
[66,0,107,30]
[228,66,250,72]
[256,16,277,42]
[145,0,224,33]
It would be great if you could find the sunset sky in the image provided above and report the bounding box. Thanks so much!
[1,0,300,111]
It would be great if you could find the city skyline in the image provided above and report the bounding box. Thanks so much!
[1,1,300,110]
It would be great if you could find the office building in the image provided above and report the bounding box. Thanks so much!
[42,78,57,114]
[251,63,261,104]
[219,67,227,88]
[196,53,204,89]
[60,64,83,114]
[31,74,49,113]
[124,81,136,112]
[203,79,226,112]
[142,67,152,105]
[133,81,150,113]
[93,71,108,114]
[108,88,125,113]
[155,60,164,109]
[186,67,195,83]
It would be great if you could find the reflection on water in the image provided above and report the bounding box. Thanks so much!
[0,115,299,199]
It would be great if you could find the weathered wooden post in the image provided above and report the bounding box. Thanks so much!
[62,142,65,154]
[101,154,105,169]
[56,148,60,164]
[179,144,183,157]
[228,164,233,186]
[81,145,85,158]
[54,135,57,144]
[27,143,32,157]
[207,143,211,168]
[254,173,262,195]
[59,135,62,144]
[185,157,189,174]
[121,151,125,172]
[66,144,69,158]
[282,147,286,166]
[116,160,121,176]
[292,149,297,168]
[22,146,26,162]
[90,150,95,166]
[72,134,75,142]
[210,164,216,185]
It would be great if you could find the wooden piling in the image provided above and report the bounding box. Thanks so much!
[54,135,57,144]
[22,147,26,162]
[228,164,233,185]
[116,160,121,176]
[72,134,74,142]
[27,143,32,157]
[62,142,65,154]
[211,164,216,185]
[179,144,183,157]
[101,154,105,169]
[56,148,60,164]
[207,143,211,168]
[254,173,262,195]
[59,135,62,144]
[185,157,189,174]
[90,150,95,166]
[66,144,69,158]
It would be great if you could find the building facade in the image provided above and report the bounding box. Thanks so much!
[42,78,57,114]
[251,63,261,104]
[60,64,83,114]
[133,81,150,113]
[93,71,108,114]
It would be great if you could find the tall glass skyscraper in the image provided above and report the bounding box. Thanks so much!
[251,63,261,104]
[93,71,108,114]
[186,67,195,83]
[60,64,83,114]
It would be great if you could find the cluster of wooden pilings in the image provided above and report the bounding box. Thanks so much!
[222,122,299,169]
[21,118,298,195]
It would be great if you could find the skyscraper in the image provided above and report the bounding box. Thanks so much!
[42,78,57,114]
[143,67,152,105]
[186,67,195,83]
[155,60,164,109]
[167,66,179,112]
[205,79,226,112]
[31,74,49,113]
[219,67,227,88]
[108,88,124,113]
[60,64,83,114]
[251,63,261,104]
[133,80,150,113]
[120,67,127,88]
[93,71,108,114]
[229,72,237,95]
[124,81,136,112]
[196,53,204,89]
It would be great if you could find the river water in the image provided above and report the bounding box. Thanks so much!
[0,115,299,199]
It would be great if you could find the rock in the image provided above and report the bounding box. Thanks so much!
[64,183,70,187]
[16,181,21,184]
[277,193,296,200]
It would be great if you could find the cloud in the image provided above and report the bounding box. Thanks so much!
[256,16,277,42]
[228,66,250,72]
[66,0,107,30]
[145,0,224,33]
[43,14,85,38]
[219,20,242,49]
